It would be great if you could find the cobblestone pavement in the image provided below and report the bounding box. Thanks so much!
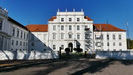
[0,58,133,75]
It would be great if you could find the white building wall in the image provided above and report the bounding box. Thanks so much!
[94,31,127,51]
[0,8,11,50]
[29,32,48,51]
[10,23,29,51]
[48,11,94,52]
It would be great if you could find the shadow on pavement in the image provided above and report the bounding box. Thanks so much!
[0,58,133,75]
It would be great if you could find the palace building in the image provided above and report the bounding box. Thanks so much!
[26,9,127,52]
[0,7,127,52]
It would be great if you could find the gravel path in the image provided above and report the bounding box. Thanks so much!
[0,58,133,75]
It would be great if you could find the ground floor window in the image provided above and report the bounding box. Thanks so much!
[61,45,64,49]
[53,45,56,49]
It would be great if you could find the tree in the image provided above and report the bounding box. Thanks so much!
[65,48,70,56]
[127,39,133,49]
[74,48,83,53]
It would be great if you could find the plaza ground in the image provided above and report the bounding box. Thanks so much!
[0,56,133,75]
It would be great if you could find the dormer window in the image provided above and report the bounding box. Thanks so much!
[0,20,3,30]
[61,18,64,22]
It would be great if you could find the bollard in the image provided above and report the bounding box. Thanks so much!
[59,47,62,58]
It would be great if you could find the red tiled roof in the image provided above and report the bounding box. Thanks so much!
[49,16,56,21]
[84,16,93,21]
[93,24,126,31]
[26,24,48,32]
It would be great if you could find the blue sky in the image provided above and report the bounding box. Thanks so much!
[0,0,133,39]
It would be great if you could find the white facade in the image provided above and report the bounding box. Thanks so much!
[0,7,29,51]
[0,7,11,50]
[29,32,48,51]
[27,10,127,52]
[94,31,127,51]
[48,10,94,52]
[0,8,127,52]
[9,21,29,51]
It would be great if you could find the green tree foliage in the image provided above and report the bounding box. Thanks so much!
[127,39,133,49]
[74,48,83,53]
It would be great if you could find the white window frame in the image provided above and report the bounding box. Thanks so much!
[69,25,72,30]
[61,18,64,22]
[77,25,80,30]
[53,45,56,49]
[77,34,80,39]
[61,25,64,30]
[61,33,64,39]
[53,25,56,30]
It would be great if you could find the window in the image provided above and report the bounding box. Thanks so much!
[77,18,80,22]
[20,41,22,46]
[69,25,72,30]
[27,34,28,39]
[119,35,121,40]
[119,42,122,46]
[107,42,109,46]
[53,45,56,49]
[16,41,18,45]
[13,28,15,36]
[69,18,72,22]
[107,34,109,40]
[113,35,115,40]
[77,34,80,39]
[0,20,3,30]
[61,45,64,49]
[31,42,34,46]
[61,25,64,30]
[69,34,72,38]
[53,33,56,39]
[77,25,80,30]
[85,25,87,28]
[61,33,64,39]
[24,33,25,39]
[31,34,34,41]
[21,31,23,38]
[113,42,115,46]
[53,25,56,30]
[23,42,25,46]
[12,40,14,45]
[17,29,19,37]
[61,18,64,22]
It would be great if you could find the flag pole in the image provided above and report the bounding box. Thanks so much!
[126,21,130,50]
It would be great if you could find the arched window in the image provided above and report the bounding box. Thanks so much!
[69,34,72,38]
[53,33,56,39]
[77,34,80,39]
[61,33,64,39]
[77,25,80,30]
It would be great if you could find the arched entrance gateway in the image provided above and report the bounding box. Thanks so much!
[68,42,73,52]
